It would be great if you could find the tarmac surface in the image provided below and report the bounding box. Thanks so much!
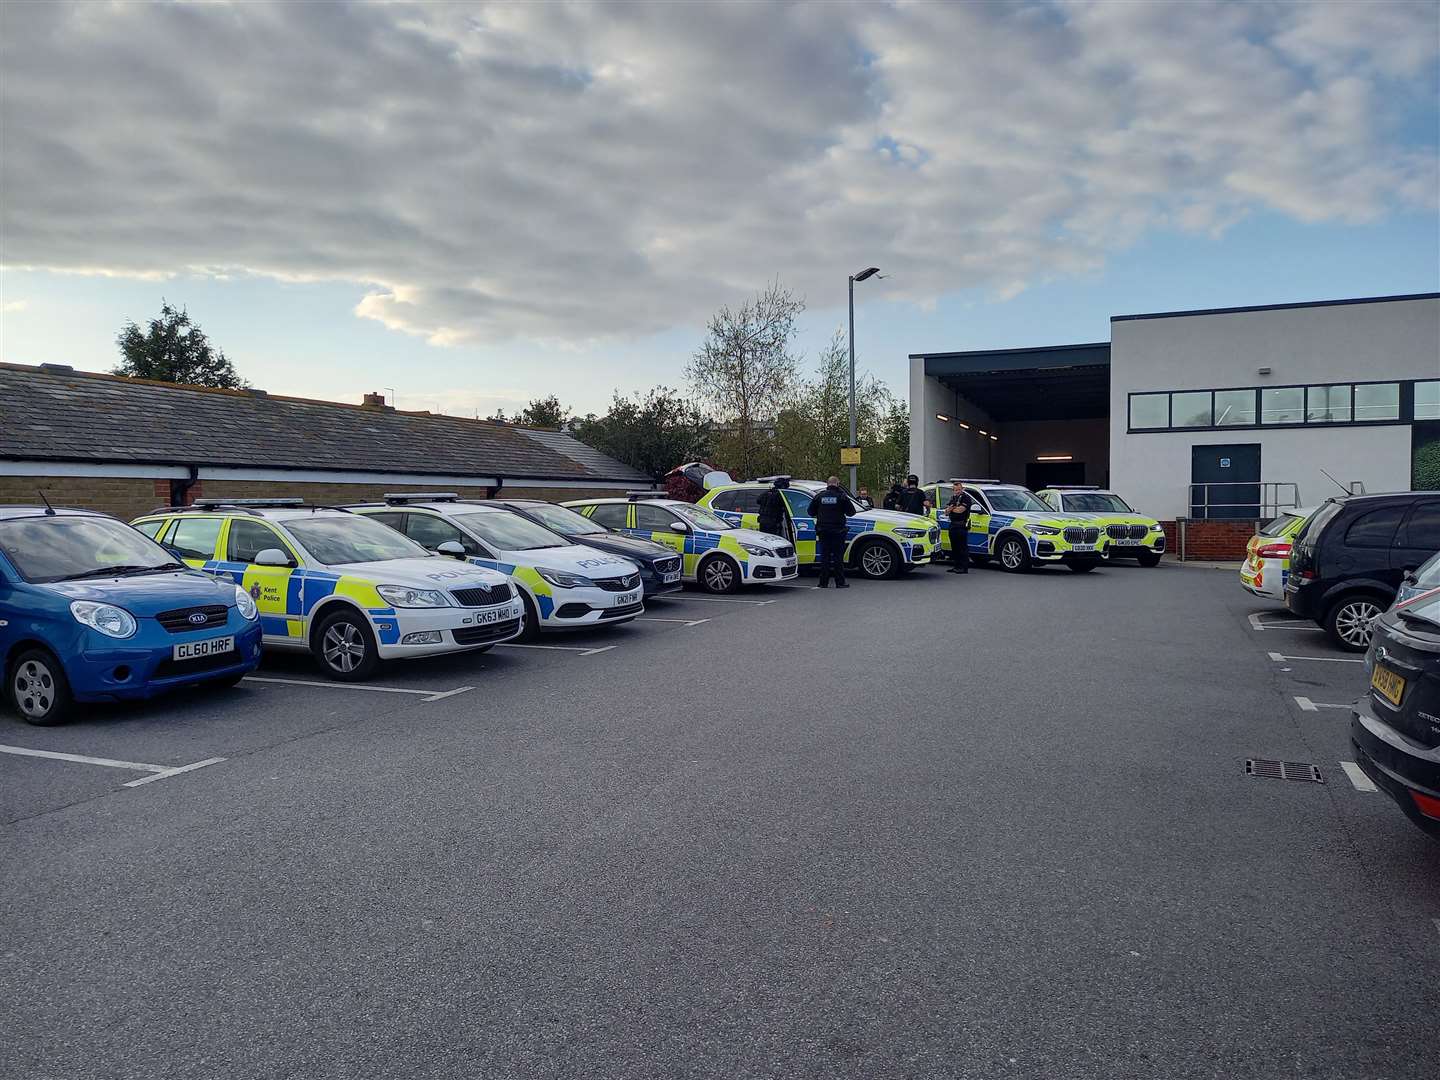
[3,559,1436,1079]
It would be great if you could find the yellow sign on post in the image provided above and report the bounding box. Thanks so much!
[839,446,862,466]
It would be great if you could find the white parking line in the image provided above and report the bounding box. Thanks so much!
[243,676,473,703]
[663,596,777,605]
[1339,761,1378,793]
[1267,651,1363,665]
[495,642,617,657]
[1248,613,1322,632]
[1294,696,1353,712]
[0,743,225,786]
[636,617,711,627]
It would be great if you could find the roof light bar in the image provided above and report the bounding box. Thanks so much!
[383,492,460,504]
[192,498,304,508]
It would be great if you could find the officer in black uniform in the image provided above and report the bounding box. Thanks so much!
[945,480,978,574]
[882,482,904,512]
[806,475,858,588]
[756,476,788,538]
[900,474,930,516]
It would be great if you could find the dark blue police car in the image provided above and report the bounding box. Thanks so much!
[0,505,263,725]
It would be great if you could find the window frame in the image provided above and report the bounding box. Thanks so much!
[225,518,299,565]
[1127,379,1427,433]
[586,503,632,531]
[167,515,226,561]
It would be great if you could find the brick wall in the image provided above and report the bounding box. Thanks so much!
[1157,518,1259,561]
[0,475,167,521]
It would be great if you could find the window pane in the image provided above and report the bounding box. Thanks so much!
[1171,391,1213,428]
[1402,501,1440,551]
[170,517,222,560]
[403,513,465,552]
[1305,384,1351,423]
[1414,380,1440,421]
[588,504,630,530]
[133,519,165,539]
[1261,387,1304,424]
[1353,383,1399,421]
[228,519,287,563]
[1129,393,1169,429]
[1345,506,1404,548]
[1214,389,1256,426]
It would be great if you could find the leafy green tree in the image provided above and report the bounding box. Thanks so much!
[113,301,246,388]
[573,388,711,480]
[516,395,571,430]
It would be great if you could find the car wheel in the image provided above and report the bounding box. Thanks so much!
[1137,550,1162,568]
[1323,593,1385,652]
[518,590,542,641]
[997,534,1032,573]
[856,538,899,579]
[313,608,380,681]
[1068,559,1098,573]
[698,553,741,594]
[8,648,74,726]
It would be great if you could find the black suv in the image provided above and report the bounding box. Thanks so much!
[1351,584,1440,841]
[488,499,684,598]
[1285,493,1440,651]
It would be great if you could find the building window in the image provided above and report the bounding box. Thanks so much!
[1213,389,1257,426]
[1306,384,1351,423]
[1415,380,1440,421]
[1261,386,1305,424]
[1171,391,1213,428]
[1129,393,1169,429]
[1353,382,1400,421]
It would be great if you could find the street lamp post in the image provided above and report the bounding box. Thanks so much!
[847,267,880,494]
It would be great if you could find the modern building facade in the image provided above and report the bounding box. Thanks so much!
[911,294,1440,541]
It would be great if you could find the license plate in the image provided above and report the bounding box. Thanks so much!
[784,558,797,568]
[470,609,504,626]
[614,590,640,606]
[173,636,234,661]
[1371,665,1406,707]
[662,571,681,584]
[1112,538,1140,546]
[1071,543,1094,552]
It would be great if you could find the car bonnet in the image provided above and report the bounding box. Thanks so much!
[42,569,240,616]
[328,558,510,590]
[492,543,639,579]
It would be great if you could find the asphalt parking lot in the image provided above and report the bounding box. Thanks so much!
[3,561,1436,1080]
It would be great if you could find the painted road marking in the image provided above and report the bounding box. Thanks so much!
[1267,651,1363,665]
[1248,613,1323,632]
[0,743,225,786]
[662,595,777,605]
[245,676,473,703]
[1339,761,1378,792]
[1294,696,1352,712]
[636,617,711,627]
[495,643,617,657]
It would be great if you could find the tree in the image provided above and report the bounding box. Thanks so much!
[572,387,712,480]
[113,302,246,388]
[516,395,570,430]
[686,281,803,477]
[486,408,510,424]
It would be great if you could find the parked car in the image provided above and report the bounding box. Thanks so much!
[0,506,263,725]
[1239,507,1315,602]
[350,494,645,639]
[1351,585,1440,841]
[133,500,524,680]
[1394,549,1440,608]
[1285,492,1440,651]
[488,499,684,599]
[922,479,1107,573]
[1035,486,1167,567]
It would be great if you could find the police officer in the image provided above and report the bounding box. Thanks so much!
[856,486,873,511]
[899,474,930,516]
[807,475,858,588]
[944,480,978,574]
[882,482,904,512]
[756,476,788,538]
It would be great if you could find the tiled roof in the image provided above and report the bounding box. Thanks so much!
[1,363,650,483]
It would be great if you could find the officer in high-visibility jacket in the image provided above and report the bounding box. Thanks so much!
[806,476,858,589]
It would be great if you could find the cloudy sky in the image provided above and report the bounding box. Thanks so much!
[1,0,1436,417]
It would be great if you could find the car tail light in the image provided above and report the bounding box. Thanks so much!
[1298,569,1318,580]
[1256,543,1291,559]
[1411,790,1440,821]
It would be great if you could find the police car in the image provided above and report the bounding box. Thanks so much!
[1,505,263,724]
[1238,506,1315,601]
[923,479,1106,572]
[562,493,798,593]
[348,494,645,638]
[1036,486,1167,567]
[699,477,940,579]
[131,500,523,680]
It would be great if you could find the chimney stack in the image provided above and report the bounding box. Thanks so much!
[362,392,386,408]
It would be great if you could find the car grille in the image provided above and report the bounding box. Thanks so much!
[452,618,521,645]
[1109,524,1148,539]
[774,545,795,558]
[1129,524,1148,539]
[451,583,513,607]
[600,602,644,619]
[1064,527,1100,544]
[597,573,642,592]
[156,605,229,634]
[653,556,681,575]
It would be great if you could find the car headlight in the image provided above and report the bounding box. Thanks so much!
[1150,524,1165,532]
[894,528,928,539]
[233,584,258,621]
[70,600,137,639]
[376,585,452,608]
[1027,525,1061,536]
[535,567,595,589]
[740,543,778,557]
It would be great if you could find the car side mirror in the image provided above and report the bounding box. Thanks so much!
[436,540,467,559]
[255,548,294,568]
[668,520,690,533]
[1403,566,1419,584]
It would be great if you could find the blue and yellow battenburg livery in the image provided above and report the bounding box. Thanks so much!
[923,480,1108,573]
[699,478,939,579]
[132,500,524,679]
[1036,486,1166,567]
[561,494,798,593]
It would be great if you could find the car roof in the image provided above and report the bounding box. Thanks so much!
[0,505,109,522]
[351,500,509,515]
[140,504,356,522]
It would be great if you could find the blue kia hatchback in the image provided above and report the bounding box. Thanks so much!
[0,506,264,725]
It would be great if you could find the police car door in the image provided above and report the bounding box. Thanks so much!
[165,515,226,574]
[224,518,302,643]
[967,491,993,555]
[782,489,817,564]
[633,504,689,562]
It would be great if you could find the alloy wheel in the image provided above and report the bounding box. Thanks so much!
[861,544,893,578]
[703,559,735,592]
[1001,540,1025,570]
[13,659,56,720]
[322,622,366,674]
[1335,600,1381,648]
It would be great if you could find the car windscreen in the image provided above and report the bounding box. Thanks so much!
[673,504,734,532]
[455,511,567,551]
[983,488,1050,513]
[0,516,180,584]
[1062,493,1133,514]
[282,515,430,565]
[521,503,607,535]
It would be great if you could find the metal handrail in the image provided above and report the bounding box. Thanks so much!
[1186,481,1301,520]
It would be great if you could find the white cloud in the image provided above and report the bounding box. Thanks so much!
[0,0,1434,347]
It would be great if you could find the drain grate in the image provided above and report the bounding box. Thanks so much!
[1246,758,1324,783]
